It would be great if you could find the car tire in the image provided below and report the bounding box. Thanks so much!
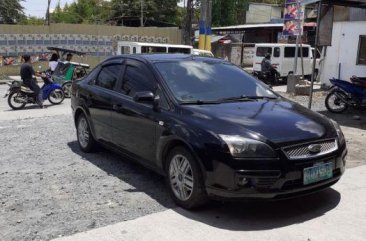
[76,114,97,152]
[165,146,209,209]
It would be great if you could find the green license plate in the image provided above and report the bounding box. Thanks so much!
[303,162,333,185]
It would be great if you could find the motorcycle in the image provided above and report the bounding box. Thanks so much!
[252,67,281,86]
[325,76,366,113]
[4,71,65,110]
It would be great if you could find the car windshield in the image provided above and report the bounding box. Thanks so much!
[155,60,277,103]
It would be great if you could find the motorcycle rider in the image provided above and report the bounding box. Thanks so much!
[20,55,46,109]
[261,53,277,85]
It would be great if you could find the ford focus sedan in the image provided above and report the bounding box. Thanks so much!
[71,54,347,209]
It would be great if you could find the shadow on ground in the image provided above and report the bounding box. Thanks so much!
[175,188,340,231]
[68,141,341,231]
[67,141,174,208]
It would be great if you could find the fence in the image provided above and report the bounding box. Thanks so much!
[0,24,182,76]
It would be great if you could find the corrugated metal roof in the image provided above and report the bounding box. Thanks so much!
[212,23,283,31]
[302,0,366,8]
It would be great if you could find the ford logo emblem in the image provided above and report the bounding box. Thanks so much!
[308,144,321,154]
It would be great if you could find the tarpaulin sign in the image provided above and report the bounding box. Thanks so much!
[282,0,304,36]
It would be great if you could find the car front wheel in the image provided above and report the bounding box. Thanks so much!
[166,147,208,209]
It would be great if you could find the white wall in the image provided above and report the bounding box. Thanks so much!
[320,21,366,86]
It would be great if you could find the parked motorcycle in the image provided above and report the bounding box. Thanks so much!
[4,71,65,110]
[325,76,366,113]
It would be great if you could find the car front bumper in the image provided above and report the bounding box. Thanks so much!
[204,147,347,200]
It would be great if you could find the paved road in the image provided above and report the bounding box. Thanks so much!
[54,165,366,241]
[0,84,365,241]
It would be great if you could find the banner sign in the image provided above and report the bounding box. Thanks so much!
[282,0,304,36]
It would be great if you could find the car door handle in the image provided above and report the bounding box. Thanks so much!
[113,104,124,112]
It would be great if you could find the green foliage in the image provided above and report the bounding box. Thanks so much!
[0,0,25,24]
[50,0,180,25]
[20,16,45,25]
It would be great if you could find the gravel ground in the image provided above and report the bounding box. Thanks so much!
[0,115,174,241]
[0,85,365,241]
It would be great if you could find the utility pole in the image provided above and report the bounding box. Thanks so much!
[199,0,212,51]
[184,0,193,45]
[206,0,212,51]
[46,0,51,26]
[140,0,144,27]
[199,0,207,50]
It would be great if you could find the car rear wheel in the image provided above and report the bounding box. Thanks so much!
[76,114,96,152]
[166,147,208,209]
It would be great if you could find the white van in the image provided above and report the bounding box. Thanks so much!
[117,41,193,55]
[253,43,319,80]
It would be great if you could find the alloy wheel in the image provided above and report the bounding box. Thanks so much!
[169,154,194,201]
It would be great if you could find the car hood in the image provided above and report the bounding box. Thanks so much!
[181,99,334,144]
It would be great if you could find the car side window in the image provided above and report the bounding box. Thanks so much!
[274,47,280,58]
[121,65,156,97]
[95,64,120,90]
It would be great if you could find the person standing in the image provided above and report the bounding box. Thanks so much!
[20,55,45,109]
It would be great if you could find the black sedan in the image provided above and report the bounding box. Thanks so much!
[71,54,347,209]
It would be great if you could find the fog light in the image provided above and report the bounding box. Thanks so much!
[238,177,249,186]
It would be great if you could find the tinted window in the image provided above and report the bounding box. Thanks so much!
[95,65,120,90]
[168,48,191,54]
[274,47,280,57]
[284,47,296,58]
[121,65,156,97]
[357,36,366,65]
[121,46,130,54]
[285,47,309,58]
[155,61,275,102]
[141,46,166,53]
[256,47,272,57]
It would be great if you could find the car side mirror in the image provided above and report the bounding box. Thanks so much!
[133,91,155,103]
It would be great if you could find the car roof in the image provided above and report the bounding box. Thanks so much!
[103,54,223,64]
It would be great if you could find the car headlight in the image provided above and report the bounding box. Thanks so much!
[331,120,345,145]
[219,135,276,158]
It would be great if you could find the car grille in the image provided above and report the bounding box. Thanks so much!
[283,139,338,160]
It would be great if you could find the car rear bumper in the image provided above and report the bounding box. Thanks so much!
[205,148,347,200]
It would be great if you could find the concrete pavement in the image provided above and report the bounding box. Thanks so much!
[54,165,366,241]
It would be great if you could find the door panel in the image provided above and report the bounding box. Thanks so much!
[111,60,158,163]
[86,64,123,143]
[86,87,114,142]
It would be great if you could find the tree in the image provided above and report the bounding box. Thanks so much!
[110,0,179,25]
[0,0,25,24]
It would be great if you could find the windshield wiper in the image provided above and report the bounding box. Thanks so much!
[180,99,222,105]
[216,95,277,103]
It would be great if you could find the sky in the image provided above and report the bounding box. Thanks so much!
[21,0,79,18]
[22,0,185,18]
